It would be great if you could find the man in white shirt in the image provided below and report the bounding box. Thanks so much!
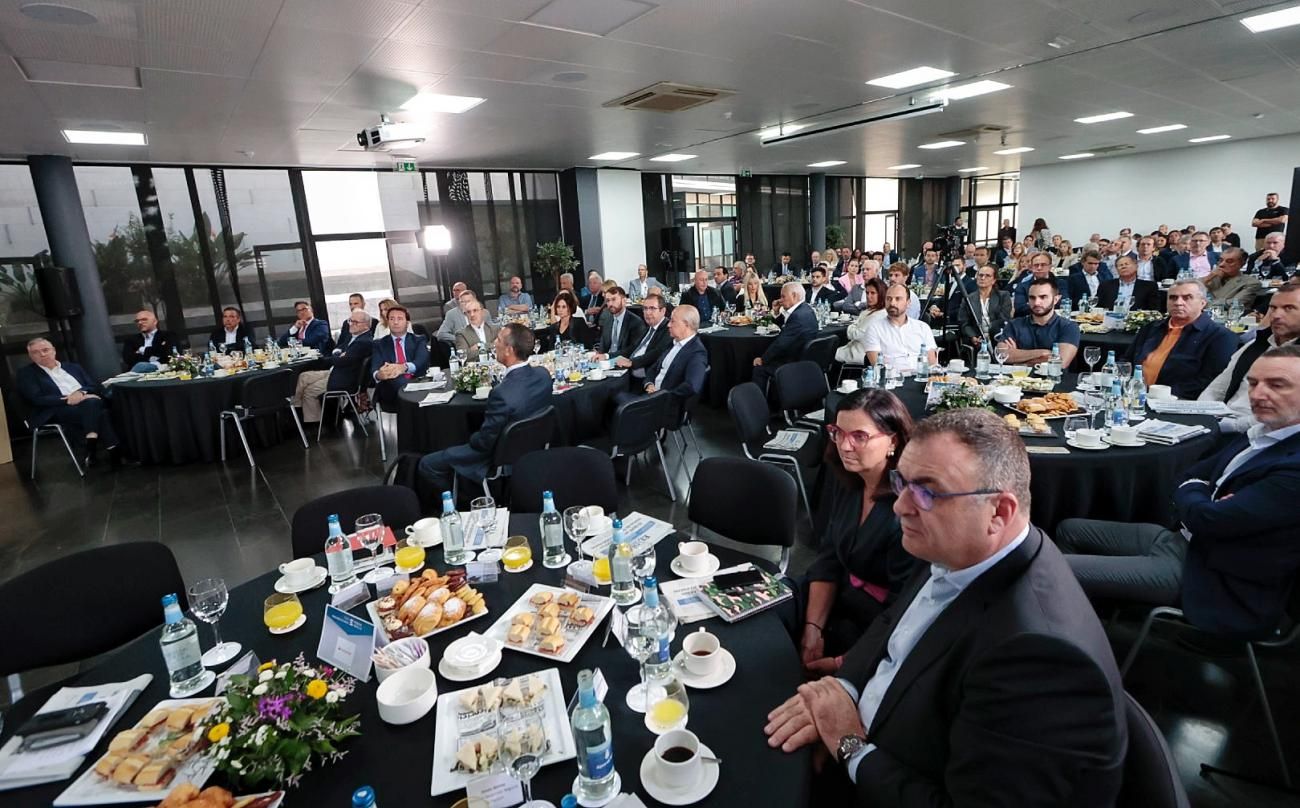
[17,337,122,467]
[1199,283,1299,431]
[1134,236,1158,281]
[862,284,937,372]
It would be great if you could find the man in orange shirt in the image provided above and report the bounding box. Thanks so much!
[1124,279,1237,399]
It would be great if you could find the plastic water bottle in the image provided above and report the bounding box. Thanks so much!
[1080,293,1092,313]
[608,519,637,605]
[540,491,566,568]
[1126,366,1148,421]
[915,347,929,377]
[1102,350,1118,381]
[1061,296,1073,316]
[159,594,205,695]
[325,513,357,589]
[207,339,218,358]
[244,336,254,355]
[441,492,468,565]
[976,344,991,378]
[449,350,461,375]
[571,669,617,803]
[1110,378,1128,427]
[1047,343,1062,378]
[637,577,677,681]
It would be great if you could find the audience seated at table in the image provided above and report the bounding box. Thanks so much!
[277,300,332,351]
[834,279,888,365]
[724,260,746,295]
[752,282,817,392]
[765,408,1126,806]
[996,277,1081,368]
[611,291,673,387]
[207,306,256,352]
[122,309,183,372]
[19,337,121,467]
[736,272,769,312]
[861,284,938,374]
[1058,345,1300,639]
[1097,255,1160,311]
[1065,250,1113,301]
[416,323,553,507]
[370,305,430,409]
[1012,253,1063,317]
[681,269,725,323]
[436,290,473,345]
[807,266,844,308]
[1200,282,1300,432]
[624,305,707,403]
[1248,232,1293,278]
[454,298,499,363]
[1204,247,1260,309]
[1173,231,1219,278]
[910,249,942,286]
[441,282,467,316]
[578,271,605,319]
[1050,240,1074,269]
[957,265,1012,352]
[540,290,593,351]
[335,294,375,351]
[837,258,862,293]
[799,390,920,675]
[1124,279,1237,399]
[626,264,663,299]
[834,261,878,315]
[594,286,647,360]
[293,310,373,424]
[498,275,533,314]
[712,267,739,307]
[773,251,794,275]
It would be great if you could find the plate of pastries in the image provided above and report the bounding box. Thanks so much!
[155,784,283,808]
[1007,392,1085,418]
[484,584,612,664]
[367,568,489,643]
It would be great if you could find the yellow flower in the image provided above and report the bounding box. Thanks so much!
[257,661,276,673]
[207,722,230,743]
[305,679,328,700]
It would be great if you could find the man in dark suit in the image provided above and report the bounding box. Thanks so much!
[293,310,374,424]
[577,271,605,320]
[594,286,647,359]
[416,323,553,505]
[614,291,673,388]
[1096,255,1160,311]
[19,337,121,466]
[765,408,1126,805]
[278,300,332,351]
[625,304,708,403]
[752,282,818,393]
[122,309,183,371]
[773,251,794,276]
[806,266,844,308]
[1065,250,1114,302]
[370,305,430,409]
[1124,279,1237,399]
[336,293,376,351]
[680,270,725,323]
[208,306,256,352]
[1059,345,1300,639]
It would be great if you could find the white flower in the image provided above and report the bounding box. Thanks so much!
[252,683,269,696]
[325,690,340,704]
[215,748,229,761]
[231,759,243,770]
[274,670,288,679]
[258,670,274,682]
[300,668,316,679]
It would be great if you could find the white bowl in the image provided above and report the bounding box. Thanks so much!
[376,665,438,725]
[992,385,1022,404]
[374,637,432,683]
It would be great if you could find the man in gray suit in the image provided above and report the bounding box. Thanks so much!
[455,298,500,362]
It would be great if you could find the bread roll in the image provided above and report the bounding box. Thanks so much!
[398,594,427,621]
[442,596,466,622]
[429,587,451,604]
[413,601,444,634]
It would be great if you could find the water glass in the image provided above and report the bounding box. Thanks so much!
[563,506,590,561]
[471,496,497,538]
[356,512,392,584]
[631,546,656,584]
[188,577,241,666]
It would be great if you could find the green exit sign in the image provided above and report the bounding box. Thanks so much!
[394,158,417,173]
[739,167,753,178]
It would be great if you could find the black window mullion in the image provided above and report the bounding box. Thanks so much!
[184,167,226,322]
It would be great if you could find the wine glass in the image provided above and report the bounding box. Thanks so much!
[1116,361,1133,383]
[993,344,1010,373]
[1083,346,1101,387]
[356,513,391,584]
[624,631,656,713]
[563,506,590,563]
[502,713,554,808]
[188,577,240,666]
[647,674,690,734]
[631,546,656,586]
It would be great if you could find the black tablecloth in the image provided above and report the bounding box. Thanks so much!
[698,323,847,407]
[0,515,811,808]
[110,359,326,465]
[1071,330,1137,372]
[395,375,631,454]
[829,372,1218,532]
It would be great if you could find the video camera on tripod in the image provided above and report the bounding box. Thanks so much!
[931,224,967,264]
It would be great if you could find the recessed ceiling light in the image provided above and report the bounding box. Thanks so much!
[807,160,846,168]
[1074,111,1133,124]
[887,163,922,170]
[918,140,964,150]
[649,153,696,162]
[1136,124,1187,135]
[958,166,989,173]
[1046,35,1074,49]
[759,123,806,140]
[930,80,1012,101]
[62,129,146,146]
[1241,5,1300,33]
[1058,152,1094,160]
[1189,134,1232,143]
[993,146,1034,155]
[399,92,485,113]
[552,71,588,83]
[589,151,639,160]
[866,66,956,89]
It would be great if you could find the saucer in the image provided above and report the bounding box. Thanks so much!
[169,669,216,699]
[274,567,328,594]
[673,648,737,689]
[394,561,425,575]
[837,386,859,395]
[644,709,688,736]
[472,393,489,400]
[503,559,534,574]
[1065,438,1109,452]
[670,554,721,579]
[638,744,719,806]
[268,613,307,635]
[1103,435,1148,448]
[437,649,502,682]
[571,772,622,808]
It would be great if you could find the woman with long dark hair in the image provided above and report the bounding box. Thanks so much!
[541,290,591,350]
[834,277,889,364]
[1030,217,1052,250]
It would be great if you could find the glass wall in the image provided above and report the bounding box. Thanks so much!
[0,164,51,377]
[960,175,1019,245]
[671,175,737,272]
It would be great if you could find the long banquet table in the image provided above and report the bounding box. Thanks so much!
[0,515,811,807]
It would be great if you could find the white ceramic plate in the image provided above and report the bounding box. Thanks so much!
[482,583,614,664]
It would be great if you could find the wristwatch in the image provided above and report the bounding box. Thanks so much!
[837,734,868,766]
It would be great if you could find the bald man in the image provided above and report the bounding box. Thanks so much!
[122,309,183,372]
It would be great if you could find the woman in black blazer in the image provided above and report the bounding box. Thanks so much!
[800,389,921,675]
[540,290,593,351]
[958,265,1013,347]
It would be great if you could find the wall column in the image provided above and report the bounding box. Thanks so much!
[809,173,826,253]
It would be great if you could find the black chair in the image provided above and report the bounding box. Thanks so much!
[510,447,619,513]
[727,382,818,522]
[663,393,703,486]
[220,369,308,467]
[772,360,830,426]
[317,358,370,442]
[290,485,421,559]
[1118,691,1190,808]
[464,405,557,503]
[582,393,677,501]
[11,393,84,479]
[0,543,185,700]
[688,457,796,574]
[800,334,839,376]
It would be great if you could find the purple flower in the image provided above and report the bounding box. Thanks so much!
[257,695,293,721]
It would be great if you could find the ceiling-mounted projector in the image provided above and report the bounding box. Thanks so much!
[356,114,425,151]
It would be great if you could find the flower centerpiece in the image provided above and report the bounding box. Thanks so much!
[452,363,492,393]
[196,656,360,790]
[168,353,201,378]
[930,385,992,413]
[1123,309,1164,332]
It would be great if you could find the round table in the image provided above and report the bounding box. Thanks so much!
[829,372,1218,532]
[0,514,811,808]
[1072,330,1137,372]
[698,323,847,407]
[109,359,326,465]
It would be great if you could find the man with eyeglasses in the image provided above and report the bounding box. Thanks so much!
[1174,231,1219,279]
[765,408,1126,805]
[613,292,673,386]
[279,300,332,351]
[122,309,183,372]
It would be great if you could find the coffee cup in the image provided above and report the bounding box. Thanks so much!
[677,541,709,573]
[653,729,703,790]
[947,360,967,373]
[279,558,316,586]
[589,368,606,380]
[1149,384,1173,400]
[838,379,859,393]
[474,385,491,399]
[404,517,441,546]
[682,630,721,677]
[1074,428,1104,448]
[1110,425,1140,445]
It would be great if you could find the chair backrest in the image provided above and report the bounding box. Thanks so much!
[772,360,829,415]
[727,382,773,444]
[610,393,670,453]
[801,334,839,372]
[346,357,372,396]
[0,543,186,676]
[689,457,796,550]
[1118,691,1189,808]
[665,393,699,432]
[511,447,619,513]
[240,368,295,413]
[290,485,421,559]
[492,405,557,468]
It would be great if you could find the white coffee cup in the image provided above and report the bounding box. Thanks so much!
[1110,425,1140,445]
[947,360,967,372]
[474,385,491,399]
[589,368,606,380]
[1075,428,1104,448]
[279,558,316,586]
[683,630,721,677]
[677,541,709,573]
[1149,384,1173,400]
[404,517,441,545]
[653,729,703,790]
[838,379,859,393]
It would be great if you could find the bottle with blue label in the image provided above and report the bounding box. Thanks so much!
[540,491,569,568]
[1126,366,1147,421]
[441,492,468,565]
[159,594,205,696]
[1102,350,1118,381]
[1110,378,1128,427]
[571,669,617,803]
[1061,296,1072,316]
[637,576,677,681]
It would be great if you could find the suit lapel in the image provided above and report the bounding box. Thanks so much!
[1222,434,1300,487]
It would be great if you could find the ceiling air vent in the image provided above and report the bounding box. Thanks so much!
[935,124,1010,140]
[604,82,735,113]
[1090,144,1136,154]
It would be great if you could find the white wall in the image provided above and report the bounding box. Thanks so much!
[1019,134,1298,243]
[594,169,646,288]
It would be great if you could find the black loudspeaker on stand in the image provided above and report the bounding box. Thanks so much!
[659,226,695,286]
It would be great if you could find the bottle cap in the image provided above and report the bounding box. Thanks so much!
[351,786,375,808]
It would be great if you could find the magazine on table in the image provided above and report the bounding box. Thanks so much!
[699,564,793,624]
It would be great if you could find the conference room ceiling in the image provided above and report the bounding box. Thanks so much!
[1,0,1299,177]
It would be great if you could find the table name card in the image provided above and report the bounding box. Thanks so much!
[608,607,629,648]
[563,573,592,593]
[316,605,375,682]
[465,773,523,808]
[466,561,499,584]
[331,580,369,611]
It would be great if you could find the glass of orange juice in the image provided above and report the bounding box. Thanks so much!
[263,593,304,633]
[647,677,689,733]
[592,556,612,584]
[502,535,533,573]
[394,540,426,573]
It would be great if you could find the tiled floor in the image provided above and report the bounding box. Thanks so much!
[1,407,1295,806]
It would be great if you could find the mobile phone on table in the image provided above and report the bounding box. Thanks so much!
[712,569,765,591]
[17,701,110,751]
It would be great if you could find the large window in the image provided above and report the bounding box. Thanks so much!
[860,178,900,253]
[961,175,1019,245]
[0,164,51,377]
[672,175,737,273]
